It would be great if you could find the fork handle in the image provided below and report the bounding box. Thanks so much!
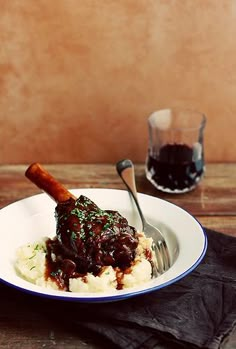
[116,159,146,224]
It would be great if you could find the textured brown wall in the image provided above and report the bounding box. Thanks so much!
[0,0,235,164]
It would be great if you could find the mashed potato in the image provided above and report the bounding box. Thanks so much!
[15,232,154,293]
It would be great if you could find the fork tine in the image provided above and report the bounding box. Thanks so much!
[152,241,165,274]
[158,240,171,271]
[163,240,171,269]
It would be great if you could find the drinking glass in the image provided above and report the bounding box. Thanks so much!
[145,108,207,193]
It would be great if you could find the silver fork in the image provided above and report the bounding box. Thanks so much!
[116,159,171,275]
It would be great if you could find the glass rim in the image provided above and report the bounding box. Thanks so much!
[148,108,207,132]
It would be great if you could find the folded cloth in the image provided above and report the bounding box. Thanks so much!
[49,228,236,349]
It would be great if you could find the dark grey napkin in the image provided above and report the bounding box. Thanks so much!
[55,228,236,349]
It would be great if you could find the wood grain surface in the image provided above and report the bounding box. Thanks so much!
[0,163,235,348]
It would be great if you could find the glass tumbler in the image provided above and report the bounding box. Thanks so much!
[146,108,207,193]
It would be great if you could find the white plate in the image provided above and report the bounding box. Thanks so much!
[0,188,207,302]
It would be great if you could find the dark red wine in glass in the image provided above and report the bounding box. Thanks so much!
[146,143,204,193]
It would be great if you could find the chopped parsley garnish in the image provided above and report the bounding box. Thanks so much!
[80,232,86,241]
[50,269,62,277]
[103,223,111,230]
[71,231,77,241]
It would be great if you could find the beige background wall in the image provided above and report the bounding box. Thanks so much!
[0,0,235,164]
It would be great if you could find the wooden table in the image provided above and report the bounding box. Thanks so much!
[0,163,235,349]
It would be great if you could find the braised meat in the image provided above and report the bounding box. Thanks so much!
[48,195,138,280]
